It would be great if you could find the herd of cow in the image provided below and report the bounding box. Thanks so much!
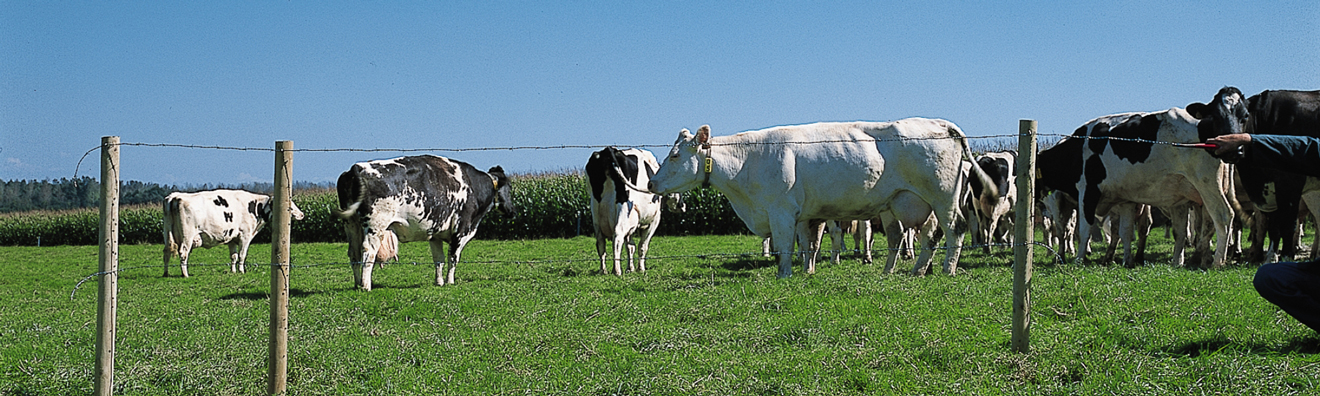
[160,87,1319,290]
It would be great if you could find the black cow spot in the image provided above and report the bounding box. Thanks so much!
[213,196,229,207]
[224,212,234,222]
[1081,154,1107,224]
[1106,114,1161,164]
[1087,122,1111,154]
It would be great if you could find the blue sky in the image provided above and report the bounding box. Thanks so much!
[2,1,1317,185]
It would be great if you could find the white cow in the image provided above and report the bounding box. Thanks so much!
[336,155,515,291]
[967,151,1017,254]
[648,119,997,278]
[1072,109,1234,268]
[585,147,679,275]
[162,189,305,277]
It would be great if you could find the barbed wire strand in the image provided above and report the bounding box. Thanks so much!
[72,133,1206,180]
[71,241,1066,299]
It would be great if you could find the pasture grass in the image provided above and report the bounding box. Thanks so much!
[3,232,1320,395]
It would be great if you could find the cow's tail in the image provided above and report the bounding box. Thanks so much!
[948,122,1000,202]
[162,196,182,267]
[335,169,363,220]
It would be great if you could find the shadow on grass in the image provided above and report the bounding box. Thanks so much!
[1159,335,1320,357]
[217,287,336,300]
[721,257,776,272]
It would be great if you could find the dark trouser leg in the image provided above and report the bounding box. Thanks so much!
[1254,260,1320,332]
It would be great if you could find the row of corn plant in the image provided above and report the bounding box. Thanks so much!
[0,171,748,246]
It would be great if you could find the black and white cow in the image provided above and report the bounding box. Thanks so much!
[1037,109,1235,268]
[648,119,997,278]
[585,147,681,275]
[968,151,1017,253]
[162,189,305,277]
[336,155,515,291]
[1189,87,1320,263]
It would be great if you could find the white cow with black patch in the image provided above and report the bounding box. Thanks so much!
[162,189,305,277]
[967,151,1017,253]
[648,119,998,278]
[336,155,515,291]
[586,147,680,275]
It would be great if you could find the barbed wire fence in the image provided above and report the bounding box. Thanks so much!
[68,124,1234,395]
[68,240,1071,300]
[70,132,1218,180]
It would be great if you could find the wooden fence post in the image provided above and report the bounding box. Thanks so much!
[267,141,293,395]
[1012,120,1037,353]
[94,136,120,396]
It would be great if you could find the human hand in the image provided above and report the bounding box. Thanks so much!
[1206,134,1251,156]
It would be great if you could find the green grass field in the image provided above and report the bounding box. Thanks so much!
[4,233,1320,395]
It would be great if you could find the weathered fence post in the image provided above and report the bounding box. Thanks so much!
[1012,120,1037,353]
[268,140,293,395]
[94,136,120,396]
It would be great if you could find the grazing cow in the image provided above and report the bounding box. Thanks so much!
[968,151,1017,253]
[585,147,680,275]
[336,155,515,291]
[648,119,997,278]
[1049,109,1234,268]
[162,189,305,277]
[1188,87,1320,263]
[1038,189,1078,258]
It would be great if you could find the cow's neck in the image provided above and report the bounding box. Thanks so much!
[702,136,747,193]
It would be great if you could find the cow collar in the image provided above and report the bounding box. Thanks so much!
[698,141,713,188]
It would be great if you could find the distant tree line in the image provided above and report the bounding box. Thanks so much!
[0,177,334,213]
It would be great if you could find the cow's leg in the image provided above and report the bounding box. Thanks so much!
[1134,205,1152,264]
[1115,205,1137,268]
[799,220,822,275]
[357,230,382,291]
[637,222,660,273]
[612,232,626,276]
[829,221,845,265]
[910,217,941,276]
[1201,189,1236,270]
[595,228,609,275]
[1167,205,1190,267]
[859,220,874,265]
[447,232,478,285]
[878,214,902,274]
[236,238,254,273]
[625,233,637,273]
[429,239,449,286]
[162,240,175,277]
[178,242,193,278]
[762,237,773,258]
[769,215,797,279]
[967,210,984,253]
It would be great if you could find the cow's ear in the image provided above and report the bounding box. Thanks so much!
[1186,102,1208,119]
[697,125,710,145]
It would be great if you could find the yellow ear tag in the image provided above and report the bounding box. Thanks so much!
[704,157,713,173]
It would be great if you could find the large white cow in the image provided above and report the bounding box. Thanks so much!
[336,155,515,291]
[648,119,997,278]
[162,189,305,277]
[585,147,680,275]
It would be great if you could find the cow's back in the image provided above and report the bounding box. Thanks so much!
[343,155,491,242]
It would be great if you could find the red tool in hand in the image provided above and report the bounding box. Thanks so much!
[1172,143,1218,149]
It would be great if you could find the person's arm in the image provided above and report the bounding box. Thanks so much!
[1208,134,1320,179]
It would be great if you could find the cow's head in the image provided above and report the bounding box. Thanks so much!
[648,125,710,195]
[253,196,306,222]
[663,193,686,213]
[1188,86,1251,161]
[488,165,517,217]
